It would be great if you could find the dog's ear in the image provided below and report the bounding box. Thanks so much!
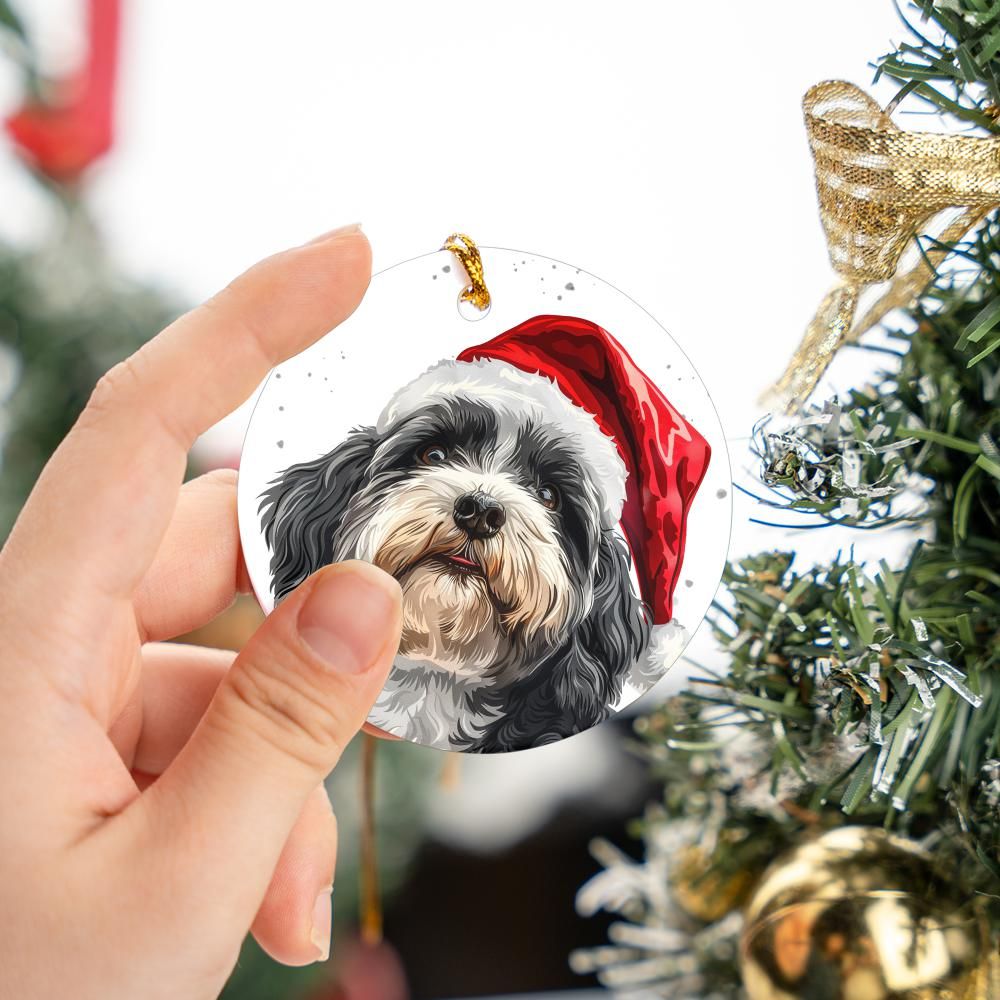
[258,428,377,602]
[561,529,651,715]
[466,531,650,753]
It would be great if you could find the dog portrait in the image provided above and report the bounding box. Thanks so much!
[257,315,712,753]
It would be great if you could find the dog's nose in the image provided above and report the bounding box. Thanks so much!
[454,491,506,539]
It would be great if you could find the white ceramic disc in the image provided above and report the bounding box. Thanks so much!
[238,246,731,752]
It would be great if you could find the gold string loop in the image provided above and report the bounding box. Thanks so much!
[356,235,488,947]
[359,733,382,946]
[443,232,491,311]
[766,80,1000,412]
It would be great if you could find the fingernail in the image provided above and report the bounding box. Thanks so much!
[299,562,399,673]
[305,223,363,246]
[310,885,333,962]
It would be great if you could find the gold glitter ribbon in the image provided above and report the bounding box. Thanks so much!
[766,80,1000,412]
[443,232,491,311]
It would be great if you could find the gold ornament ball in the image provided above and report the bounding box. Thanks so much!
[740,826,993,1000]
[671,845,753,923]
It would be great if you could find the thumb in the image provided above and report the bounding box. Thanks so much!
[140,560,401,917]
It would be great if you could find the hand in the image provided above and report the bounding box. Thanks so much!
[0,225,403,999]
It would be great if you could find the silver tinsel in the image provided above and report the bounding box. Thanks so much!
[750,401,923,525]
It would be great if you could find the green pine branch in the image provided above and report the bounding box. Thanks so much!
[876,0,1000,131]
[580,6,1000,993]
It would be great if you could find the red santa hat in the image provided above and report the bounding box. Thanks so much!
[377,315,711,625]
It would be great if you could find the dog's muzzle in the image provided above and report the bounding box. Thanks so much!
[453,490,506,539]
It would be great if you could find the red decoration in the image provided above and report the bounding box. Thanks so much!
[5,0,120,181]
[459,315,712,625]
[311,939,410,1000]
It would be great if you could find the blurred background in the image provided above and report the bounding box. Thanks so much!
[0,2,913,997]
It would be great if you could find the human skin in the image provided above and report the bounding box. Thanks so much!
[0,225,404,998]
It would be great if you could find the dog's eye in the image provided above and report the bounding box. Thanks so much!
[538,484,560,510]
[419,444,448,465]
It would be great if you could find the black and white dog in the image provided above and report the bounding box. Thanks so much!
[259,355,654,752]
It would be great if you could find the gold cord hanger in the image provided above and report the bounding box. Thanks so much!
[443,232,492,311]
[357,233,485,948]
[359,733,382,945]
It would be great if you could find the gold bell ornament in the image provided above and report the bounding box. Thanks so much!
[740,826,997,1000]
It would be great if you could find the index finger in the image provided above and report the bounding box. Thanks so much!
[1,226,370,607]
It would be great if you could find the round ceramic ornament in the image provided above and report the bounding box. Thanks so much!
[237,237,731,753]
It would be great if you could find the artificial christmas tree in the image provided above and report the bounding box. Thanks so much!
[575,3,1000,997]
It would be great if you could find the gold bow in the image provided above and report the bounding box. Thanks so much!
[766,80,1000,412]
